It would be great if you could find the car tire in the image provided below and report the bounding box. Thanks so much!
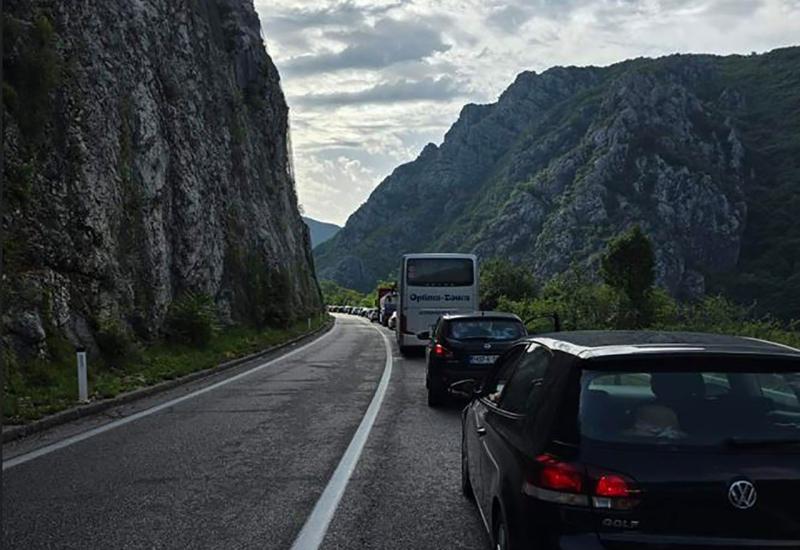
[399,345,411,357]
[427,385,444,407]
[461,433,474,500]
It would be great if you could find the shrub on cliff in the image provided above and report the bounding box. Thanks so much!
[165,292,219,347]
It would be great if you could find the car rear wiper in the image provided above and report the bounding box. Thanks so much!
[724,437,800,448]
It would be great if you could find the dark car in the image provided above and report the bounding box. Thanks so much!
[460,331,800,549]
[420,312,527,407]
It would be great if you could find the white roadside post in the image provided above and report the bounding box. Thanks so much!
[307,317,312,331]
[76,348,89,403]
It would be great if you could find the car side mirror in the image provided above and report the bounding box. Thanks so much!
[416,331,430,340]
[449,379,479,399]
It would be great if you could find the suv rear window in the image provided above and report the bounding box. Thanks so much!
[447,319,525,341]
[580,365,800,448]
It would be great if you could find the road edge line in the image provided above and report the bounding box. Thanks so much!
[2,319,335,444]
[2,320,339,471]
[289,324,394,550]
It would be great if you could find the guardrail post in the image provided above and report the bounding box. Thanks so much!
[76,348,88,402]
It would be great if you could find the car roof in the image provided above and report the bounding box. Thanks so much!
[527,330,800,360]
[440,311,523,322]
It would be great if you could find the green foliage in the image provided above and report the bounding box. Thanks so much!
[600,226,656,328]
[320,279,370,306]
[4,317,330,424]
[95,318,136,367]
[165,292,219,347]
[480,258,537,310]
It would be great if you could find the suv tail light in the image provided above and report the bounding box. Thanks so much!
[523,455,641,510]
[433,343,453,358]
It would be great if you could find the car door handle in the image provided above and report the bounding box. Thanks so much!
[476,427,487,436]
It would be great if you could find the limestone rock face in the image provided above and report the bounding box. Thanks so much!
[2,0,321,358]
[315,50,799,316]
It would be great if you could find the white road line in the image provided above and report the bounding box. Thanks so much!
[290,324,394,550]
[2,324,338,471]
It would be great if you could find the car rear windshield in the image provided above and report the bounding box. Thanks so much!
[580,364,800,449]
[446,319,525,341]
[406,258,473,286]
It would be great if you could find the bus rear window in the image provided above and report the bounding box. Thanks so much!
[407,259,474,286]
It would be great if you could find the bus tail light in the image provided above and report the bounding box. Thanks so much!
[400,313,407,333]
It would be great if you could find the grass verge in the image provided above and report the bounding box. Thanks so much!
[3,316,331,424]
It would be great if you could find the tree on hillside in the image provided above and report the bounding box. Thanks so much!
[600,225,656,328]
[480,259,538,310]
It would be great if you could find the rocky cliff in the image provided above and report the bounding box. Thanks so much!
[315,48,800,318]
[2,0,322,360]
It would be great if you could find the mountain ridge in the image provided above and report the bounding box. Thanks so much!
[315,47,800,318]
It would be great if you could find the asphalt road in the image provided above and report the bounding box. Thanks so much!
[2,315,488,549]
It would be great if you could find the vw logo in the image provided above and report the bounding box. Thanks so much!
[483,343,492,350]
[728,480,757,510]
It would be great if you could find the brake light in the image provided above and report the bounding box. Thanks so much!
[400,313,406,333]
[522,455,589,506]
[433,343,453,358]
[591,471,641,510]
[537,455,583,493]
[595,475,630,498]
[522,456,640,510]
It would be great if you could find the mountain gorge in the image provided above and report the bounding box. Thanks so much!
[2,0,321,360]
[315,48,800,318]
[302,217,341,248]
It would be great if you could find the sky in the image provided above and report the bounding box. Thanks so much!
[254,0,800,226]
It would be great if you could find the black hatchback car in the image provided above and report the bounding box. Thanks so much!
[420,312,527,407]
[460,331,800,549]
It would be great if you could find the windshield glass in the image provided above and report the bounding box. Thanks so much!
[580,368,800,448]
[447,319,525,341]
[407,258,474,287]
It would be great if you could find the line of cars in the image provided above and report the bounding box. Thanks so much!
[414,314,800,549]
[328,304,397,327]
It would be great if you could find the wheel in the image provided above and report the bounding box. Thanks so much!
[427,385,445,407]
[461,432,474,500]
[399,345,411,357]
[494,509,510,550]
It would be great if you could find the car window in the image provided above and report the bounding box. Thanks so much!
[482,344,528,399]
[580,366,800,448]
[497,346,551,414]
[447,318,525,341]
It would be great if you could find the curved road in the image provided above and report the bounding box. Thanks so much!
[2,315,487,549]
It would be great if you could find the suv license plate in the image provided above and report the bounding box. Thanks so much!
[470,355,498,365]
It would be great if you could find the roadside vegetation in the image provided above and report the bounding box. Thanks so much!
[484,227,800,348]
[3,306,330,424]
[320,279,396,308]
[321,226,799,351]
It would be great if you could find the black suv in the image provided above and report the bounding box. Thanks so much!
[419,312,527,407]
[460,331,800,549]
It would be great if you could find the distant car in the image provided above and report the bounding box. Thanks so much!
[460,331,800,550]
[419,312,527,406]
[369,309,380,322]
[388,311,398,330]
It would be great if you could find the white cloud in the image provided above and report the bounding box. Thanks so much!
[256,0,800,226]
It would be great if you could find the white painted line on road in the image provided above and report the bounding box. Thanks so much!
[290,324,394,550]
[3,324,339,471]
